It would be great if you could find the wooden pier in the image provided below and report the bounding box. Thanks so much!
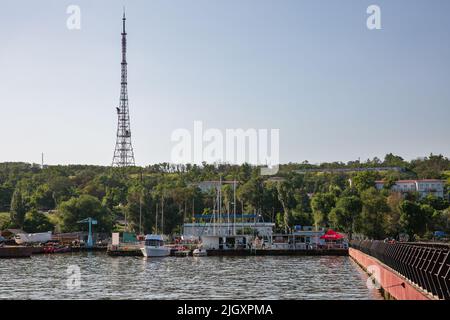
[107,244,142,256]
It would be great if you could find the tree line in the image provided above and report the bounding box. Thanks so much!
[0,153,449,240]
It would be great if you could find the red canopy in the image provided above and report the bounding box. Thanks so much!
[320,229,344,240]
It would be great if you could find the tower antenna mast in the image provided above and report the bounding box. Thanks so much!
[112,8,135,167]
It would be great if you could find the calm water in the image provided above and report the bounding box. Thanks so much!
[0,253,382,300]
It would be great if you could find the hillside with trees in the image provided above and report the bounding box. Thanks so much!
[0,153,449,241]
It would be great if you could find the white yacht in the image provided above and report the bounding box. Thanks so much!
[140,234,171,257]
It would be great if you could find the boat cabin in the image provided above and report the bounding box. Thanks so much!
[144,234,165,247]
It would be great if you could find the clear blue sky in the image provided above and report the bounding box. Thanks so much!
[1,0,449,166]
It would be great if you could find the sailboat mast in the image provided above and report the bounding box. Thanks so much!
[212,189,216,236]
[219,176,222,235]
[233,179,236,236]
[155,203,158,234]
[139,170,143,235]
[161,196,164,235]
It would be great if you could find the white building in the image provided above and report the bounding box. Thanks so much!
[375,179,445,198]
[183,222,275,238]
[184,222,275,250]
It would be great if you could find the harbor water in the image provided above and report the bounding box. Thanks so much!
[0,252,382,299]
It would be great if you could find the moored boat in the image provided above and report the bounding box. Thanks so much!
[140,234,170,257]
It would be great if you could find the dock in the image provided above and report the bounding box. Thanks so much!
[174,250,191,257]
[206,248,349,256]
[107,244,142,256]
[70,246,107,252]
[0,246,34,258]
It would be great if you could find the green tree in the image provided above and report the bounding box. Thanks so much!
[125,184,154,234]
[385,192,402,237]
[311,192,336,229]
[430,208,450,234]
[411,154,450,179]
[357,188,389,239]
[399,200,430,239]
[383,153,406,167]
[420,194,448,211]
[237,177,264,213]
[0,183,14,212]
[328,195,362,239]
[30,184,54,210]
[352,171,378,193]
[275,181,295,232]
[10,187,27,228]
[23,210,54,233]
[48,176,73,206]
[0,212,11,230]
[58,195,112,233]
[290,210,313,226]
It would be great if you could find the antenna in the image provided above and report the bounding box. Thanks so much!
[112,10,135,167]
[122,7,126,33]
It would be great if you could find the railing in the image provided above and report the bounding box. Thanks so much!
[350,240,450,300]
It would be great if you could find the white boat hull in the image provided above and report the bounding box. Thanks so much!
[140,246,171,257]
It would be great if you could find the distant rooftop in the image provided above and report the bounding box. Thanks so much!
[375,179,444,184]
[295,167,404,174]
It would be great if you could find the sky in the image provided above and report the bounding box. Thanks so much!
[1,0,449,166]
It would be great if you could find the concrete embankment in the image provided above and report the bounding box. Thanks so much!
[349,248,435,300]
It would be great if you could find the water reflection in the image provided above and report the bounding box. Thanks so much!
[0,253,382,300]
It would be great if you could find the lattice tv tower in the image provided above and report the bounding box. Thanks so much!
[112,9,135,167]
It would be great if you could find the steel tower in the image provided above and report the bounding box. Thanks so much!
[112,10,135,167]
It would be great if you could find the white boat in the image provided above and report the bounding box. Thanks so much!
[140,234,171,257]
[192,248,207,257]
[15,231,52,245]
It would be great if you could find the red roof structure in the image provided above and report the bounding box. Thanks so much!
[320,229,344,240]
